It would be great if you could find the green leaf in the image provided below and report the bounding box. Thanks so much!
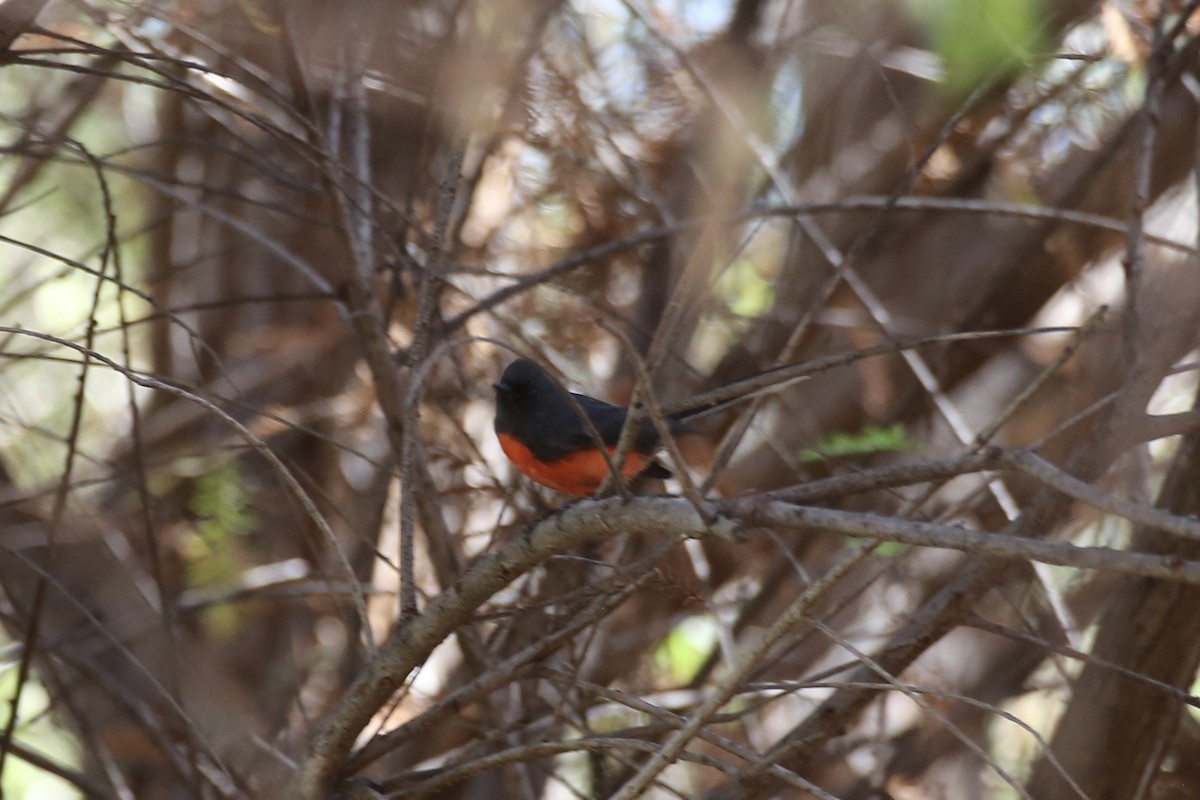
[654,615,718,684]
[801,424,916,462]
[908,0,1045,98]
[717,257,776,318]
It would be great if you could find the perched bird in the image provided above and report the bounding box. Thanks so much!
[493,358,688,496]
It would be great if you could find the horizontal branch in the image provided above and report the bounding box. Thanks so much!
[1004,448,1200,541]
[726,500,1200,583]
[289,497,736,800]
[384,736,736,799]
[297,460,1200,797]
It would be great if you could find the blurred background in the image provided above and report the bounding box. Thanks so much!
[2,0,1200,797]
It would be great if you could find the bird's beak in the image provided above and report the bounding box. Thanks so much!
[492,381,506,393]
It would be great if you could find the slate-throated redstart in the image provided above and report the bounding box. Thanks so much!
[493,358,690,496]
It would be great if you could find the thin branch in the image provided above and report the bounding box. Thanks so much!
[346,553,662,772]
[444,197,1195,334]
[0,325,371,645]
[728,499,1200,584]
[399,146,463,617]
[288,498,737,800]
[608,547,872,800]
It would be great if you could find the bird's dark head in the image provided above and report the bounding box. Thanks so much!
[493,358,558,430]
[493,357,551,398]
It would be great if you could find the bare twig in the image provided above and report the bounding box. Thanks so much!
[608,546,873,800]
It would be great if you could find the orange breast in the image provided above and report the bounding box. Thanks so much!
[497,433,653,496]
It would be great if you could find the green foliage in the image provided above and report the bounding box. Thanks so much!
[185,457,259,636]
[0,669,82,800]
[801,423,916,462]
[654,615,718,684]
[716,256,776,318]
[907,0,1045,97]
[806,424,915,557]
[850,537,905,558]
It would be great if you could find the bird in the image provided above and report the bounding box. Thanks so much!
[493,358,689,496]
